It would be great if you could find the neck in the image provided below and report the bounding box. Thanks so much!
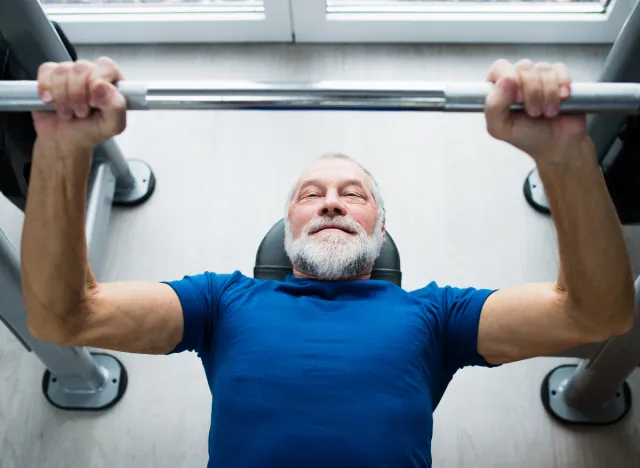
[292,267,372,281]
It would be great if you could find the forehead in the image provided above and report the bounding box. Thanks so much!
[296,158,371,190]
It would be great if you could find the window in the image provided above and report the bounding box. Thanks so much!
[327,0,610,13]
[42,0,637,43]
[42,0,292,44]
[291,0,636,43]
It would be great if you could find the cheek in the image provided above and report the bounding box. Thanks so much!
[289,207,316,236]
[351,208,379,234]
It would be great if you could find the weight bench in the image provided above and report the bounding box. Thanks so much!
[1,0,640,426]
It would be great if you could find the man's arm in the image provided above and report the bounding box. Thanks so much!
[478,139,635,365]
[22,58,186,355]
[21,139,184,355]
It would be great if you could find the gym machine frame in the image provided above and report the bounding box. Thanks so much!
[0,0,639,424]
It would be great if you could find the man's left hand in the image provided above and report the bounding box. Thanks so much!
[484,58,589,162]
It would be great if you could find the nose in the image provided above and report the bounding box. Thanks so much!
[318,190,346,218]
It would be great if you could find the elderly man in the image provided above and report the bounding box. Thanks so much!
[21,57,634,468]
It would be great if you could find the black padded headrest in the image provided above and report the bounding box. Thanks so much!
[254,219,402,287]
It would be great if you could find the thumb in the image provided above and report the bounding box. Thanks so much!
[485,77,518,141]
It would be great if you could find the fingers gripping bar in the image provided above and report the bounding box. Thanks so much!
[1,80,640,114]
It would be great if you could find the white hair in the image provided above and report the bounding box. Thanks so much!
[284,152,386,223]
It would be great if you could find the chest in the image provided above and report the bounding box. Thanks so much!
[209,294,443,394]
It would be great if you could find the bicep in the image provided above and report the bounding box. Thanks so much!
[69,282,184,355]
[478,282,596,365]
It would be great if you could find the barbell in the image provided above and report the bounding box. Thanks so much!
[0,80,640,114]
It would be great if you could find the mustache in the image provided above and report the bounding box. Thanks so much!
[303,216,364,236]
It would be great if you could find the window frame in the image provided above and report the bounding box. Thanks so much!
[43,0,293,44]
[291,0,636,44]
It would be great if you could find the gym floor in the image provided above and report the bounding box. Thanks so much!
[1,43,640,468]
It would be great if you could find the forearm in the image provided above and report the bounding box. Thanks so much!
[21,138,98,339]
[536,138,635,336]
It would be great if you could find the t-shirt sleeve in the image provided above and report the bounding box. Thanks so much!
[412,281,498,374]
[162,271,241,356]
[440,285,498,373]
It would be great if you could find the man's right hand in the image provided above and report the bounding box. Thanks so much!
[32,56,127,150]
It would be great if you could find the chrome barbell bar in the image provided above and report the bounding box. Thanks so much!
[1,80,640,114]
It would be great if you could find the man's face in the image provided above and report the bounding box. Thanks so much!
[284,158,386,281]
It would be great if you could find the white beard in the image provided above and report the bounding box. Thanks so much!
[284,215,384,281]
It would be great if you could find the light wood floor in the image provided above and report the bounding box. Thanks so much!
[2,43,640,468]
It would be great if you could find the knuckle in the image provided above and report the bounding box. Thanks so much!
[52,62,72,78]
[68,88,85,103]
[492,58,510,69]
[96,55,116,70]
[532,84,543,97]
[535,61,552,71]
[506,72,519,82]
[37,62,55,75]
[515,58,535,70]
[554,62,572,79]
[522,78,537,91]
[490,59,516,80]
[525,87,542,104]
[545,93,558,106]
[72,60,93,74]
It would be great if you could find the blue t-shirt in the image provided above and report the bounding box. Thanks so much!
[164,271,496,468]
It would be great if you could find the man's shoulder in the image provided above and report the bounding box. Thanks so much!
[165,269,242,286]
[408,281,492,299]
[407,280,495,313]
[163,269,258,299]
[407,280,444,301]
